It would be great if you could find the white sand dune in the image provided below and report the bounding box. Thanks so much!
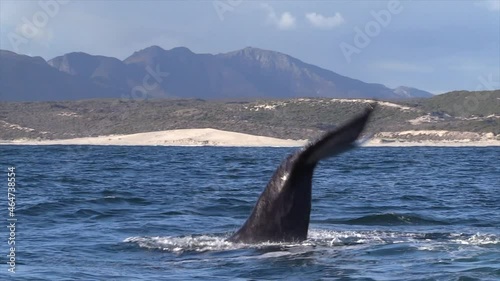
[1,128,498,147]
[0,128,305,147]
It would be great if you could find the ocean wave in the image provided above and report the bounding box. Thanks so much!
[343,213,448,226]
[21,201,72,215]
[123,230,500,254]
[86,196,150,205]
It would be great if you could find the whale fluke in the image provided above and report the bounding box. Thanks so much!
[228,105,375,243]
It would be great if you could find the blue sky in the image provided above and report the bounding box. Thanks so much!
[1,0,499,94]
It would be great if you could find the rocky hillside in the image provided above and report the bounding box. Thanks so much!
[0,90,497,142]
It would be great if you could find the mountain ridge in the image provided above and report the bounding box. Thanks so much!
[1,46,433,101]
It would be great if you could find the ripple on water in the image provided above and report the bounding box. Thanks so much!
[3,146,499,280]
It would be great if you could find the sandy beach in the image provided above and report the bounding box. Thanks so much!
[1,128,499,147]
[0,128,305,147]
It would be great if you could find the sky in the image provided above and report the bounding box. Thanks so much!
[0,0,499,94]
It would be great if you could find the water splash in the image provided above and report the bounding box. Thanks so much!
[123,230,500,254]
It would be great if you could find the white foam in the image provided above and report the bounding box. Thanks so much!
[123,230,500,253]
[452,233,500,245]
[124,235,237,252]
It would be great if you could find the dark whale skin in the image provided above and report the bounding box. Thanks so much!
[228,106,375,243]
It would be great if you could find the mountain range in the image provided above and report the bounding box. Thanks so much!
[0,46,433,102]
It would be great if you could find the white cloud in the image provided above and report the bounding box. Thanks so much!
[305,12,345,29]
[277,12,296,30]
[476,0,500,11]
[261,3,296,30]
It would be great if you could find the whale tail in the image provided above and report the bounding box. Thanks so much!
[228,105,376,243]
[300,104,375,165]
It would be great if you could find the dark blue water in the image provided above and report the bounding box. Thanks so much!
[0,145,499,280]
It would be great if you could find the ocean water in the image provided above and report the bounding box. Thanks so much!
[0,145,499,281]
